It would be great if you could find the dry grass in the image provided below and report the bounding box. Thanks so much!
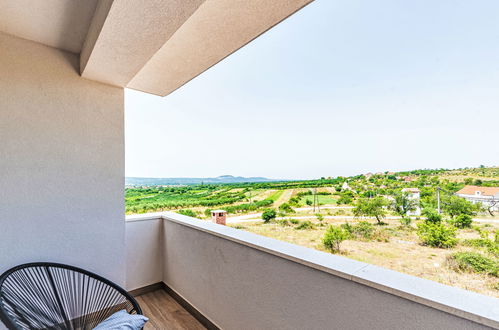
[231,218,499,298]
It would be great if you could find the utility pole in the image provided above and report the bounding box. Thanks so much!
[437,187,441,214]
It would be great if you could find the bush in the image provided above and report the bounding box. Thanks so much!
[400,216,412,227]
[416,222,457,248]
[462,238,499,258]
[295,220,314,230]
[451,214,473,229]
[323,226,349,252]
[262,209,277,223]
[448,252,498,277]
[177,209,197,217]
[423,209,442,223]
[289,219,300,225]
[279,203,295,213]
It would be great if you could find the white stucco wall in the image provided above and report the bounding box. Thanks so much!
[0,32,126,285]
[125,215,164,291]
[133,212,496,330]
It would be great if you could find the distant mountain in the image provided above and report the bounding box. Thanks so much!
[125,175,278,186]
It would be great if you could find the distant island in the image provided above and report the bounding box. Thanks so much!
[125,175,279,186]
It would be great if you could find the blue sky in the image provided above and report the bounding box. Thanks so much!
[125,0,499,180]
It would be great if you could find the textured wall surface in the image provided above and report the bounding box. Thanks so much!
[125,217,164,291]
[161,219,494,330]
[0,32,125,284]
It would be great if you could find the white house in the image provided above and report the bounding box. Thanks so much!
[456,186,499,211]
[401,188,421,216]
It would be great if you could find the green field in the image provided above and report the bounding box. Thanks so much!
[126,166,499,217]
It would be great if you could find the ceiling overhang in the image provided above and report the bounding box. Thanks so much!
[1,0,314,97]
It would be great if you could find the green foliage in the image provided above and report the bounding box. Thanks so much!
[224,199,273,214]
[448,252,498,277]
[422,208,442,223]
[262,209,277,223]
[416,222,457,248]
[177,209,197,217]
[391,191,417,216]
[340,221,389,242]
[400,216,412,227]
[451,214,473,229]
[353,197,388,224]
[295,220,314,230]
[323,226,349,252]
[316,213,324,225]
[337,191,354,205]
[305,199,313,206]
[443,195,478,219]
[462,236,499,258]
[289,219,300,225]
[279,203,295,214]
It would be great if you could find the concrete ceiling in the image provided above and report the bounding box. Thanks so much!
[1,0,313,96]
[0,0,99,54]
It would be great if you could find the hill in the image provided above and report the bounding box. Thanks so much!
[125,175,278,186]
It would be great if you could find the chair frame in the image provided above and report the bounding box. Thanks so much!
[0,262,142,330]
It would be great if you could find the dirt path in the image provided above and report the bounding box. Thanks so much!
[274,189,294,207]
[226,206,354,223]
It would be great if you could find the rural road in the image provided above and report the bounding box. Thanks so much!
[227,215,498,224]
[227,206,354,222]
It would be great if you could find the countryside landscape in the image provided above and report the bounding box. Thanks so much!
[126,166,499,297]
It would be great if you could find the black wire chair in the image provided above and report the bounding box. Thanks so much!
[0,262,142,330]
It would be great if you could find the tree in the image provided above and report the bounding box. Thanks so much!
[305,199,313,206]
[391,191,417,217]
[262,209,277,223]
[443,195,478,219]
[353,196,388,224]
[486,198,498,216]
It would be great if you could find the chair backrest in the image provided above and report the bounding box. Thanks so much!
[0,263,142,330]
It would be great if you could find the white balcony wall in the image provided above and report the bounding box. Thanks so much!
[125,213,499,329]
[0,32,126,285]
[125,214,164,291]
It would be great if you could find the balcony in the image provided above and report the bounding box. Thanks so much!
[125,212,499,329]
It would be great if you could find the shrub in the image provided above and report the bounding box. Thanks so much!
[353,221,375,239]
[279,203,295,213]
[448,252,498,277]
[417,222,457,248]
[316,213,324,226]
[289,219,300,225]
[262,209,277,223]
[177,209,197,217]
[323,226,349,252]
[339,221,387,241]
[295,220,314,230]
[423,208,442,223]
[462,238,499,258]
[451,214,473,229]
[400,216,412,227]
[340,222,354,235]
